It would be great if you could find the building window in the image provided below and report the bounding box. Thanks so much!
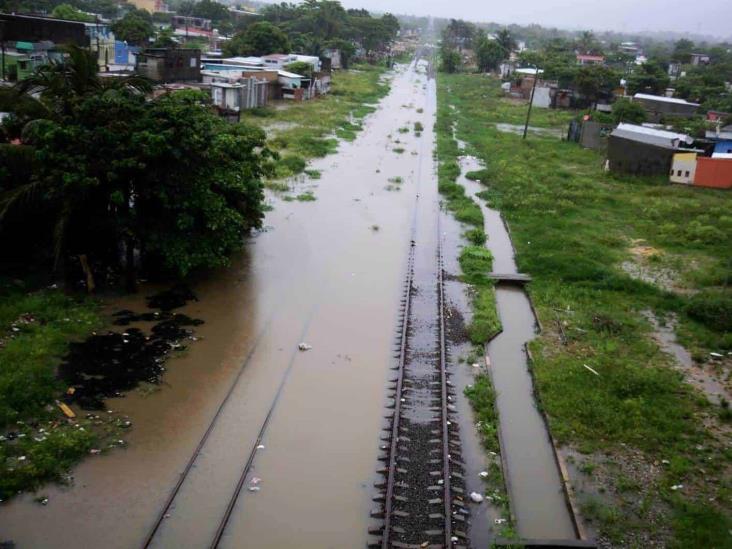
[677,170,682,176]
[685,171,690,177]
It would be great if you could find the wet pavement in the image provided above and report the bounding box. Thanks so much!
[0,60,443,548]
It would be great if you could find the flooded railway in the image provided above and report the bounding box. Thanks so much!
[1,52,587,549]
[0,57,441,548]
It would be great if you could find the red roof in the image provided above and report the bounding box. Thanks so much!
[576,54,605,61]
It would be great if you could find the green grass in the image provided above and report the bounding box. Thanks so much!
[393,147,405,154]
[438,71,732,547]
[0,286,107,500]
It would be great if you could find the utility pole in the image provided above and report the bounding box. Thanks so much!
[523,64,539,140]
[0,21,6,82]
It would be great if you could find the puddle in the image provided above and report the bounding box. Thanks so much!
[644,311,731,405]
[495,123,564,139]
[58,289,202,410]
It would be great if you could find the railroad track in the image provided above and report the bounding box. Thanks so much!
[369,214,468,549]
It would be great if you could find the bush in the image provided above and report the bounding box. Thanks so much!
[685,291,732,333]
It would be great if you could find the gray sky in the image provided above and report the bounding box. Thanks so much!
[336,0,732,40]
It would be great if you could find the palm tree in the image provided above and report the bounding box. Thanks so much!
[495,28,516,59]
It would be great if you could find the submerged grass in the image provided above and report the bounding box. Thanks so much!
[438,72,732,547]
[241,64,390,175]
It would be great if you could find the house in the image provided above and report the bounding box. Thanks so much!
[690,53,710,66]
[126,0,168,13]
[576,54,605,66]
[670,152,697,184]
[608,123,695,176]
[1,51,33,81]
[211,77,269,113]
[619,42,639,55]
[113,41,139,69]
[136,48,201,82]
[261,53,296,71]
[632,93,699,122]
[0,13,88,47]
[171,15,212,33]
[713,141,732,155]
[706,111,730,122]
[322,48,342,70]
[693,157,732,188]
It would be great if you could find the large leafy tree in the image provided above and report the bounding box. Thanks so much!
[626,61,670,95]
[111,8,155,45]
[474,31,503,73]
[1,47,272,290]
[225,21,291,57]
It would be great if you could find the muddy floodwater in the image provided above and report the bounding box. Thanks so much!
[0,61,443,548]
[458,153,577,541]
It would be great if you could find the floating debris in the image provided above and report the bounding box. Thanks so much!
[469,492,484,503]
[298,343,312,351]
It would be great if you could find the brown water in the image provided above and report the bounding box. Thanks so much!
[0,61,437,548]
[457,152,577,541]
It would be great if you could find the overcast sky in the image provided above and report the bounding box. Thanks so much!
[335,0,732,40]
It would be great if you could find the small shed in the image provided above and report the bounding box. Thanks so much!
[608,123,694,177]
[670,152,697,184]
[633,93,699,122]
[694,157,732,189]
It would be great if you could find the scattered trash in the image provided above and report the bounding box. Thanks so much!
[450,537,458,543]
[471,362,480,369]
[470,492,484,503]
[256,444,265,450]
[34,496,48,506]
[298,343,312,351]
[479,471,489,478]
[661,459,670,465]
[671,484,684,491]
[494,518,507,525]
[17,455,27,462]
[57,401,76,419]
[90,449,101,455]
[583,364,600,376]
[437,479,444,485]
[710,352,723,358]
[248,486,261,492]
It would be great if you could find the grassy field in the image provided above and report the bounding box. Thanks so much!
[240,64,391,180]
[0,284,116,500]
[437,72,732,547]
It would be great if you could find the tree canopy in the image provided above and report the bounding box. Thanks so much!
[1,47,272,290]
[225,21,291,57]
[111,8,155,45]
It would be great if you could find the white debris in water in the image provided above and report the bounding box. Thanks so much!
[248,486,261,492]
[250,477,261,485]
[495,518,507,525]
[257,444,265,450]
[469,492,484,503]
[298,343,312,351]
[471,363,480,368]
[479,471,489,478]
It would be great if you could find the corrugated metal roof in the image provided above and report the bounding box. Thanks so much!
[611,123,694,148]
[633,93,700,107]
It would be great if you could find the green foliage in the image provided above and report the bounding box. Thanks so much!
[474,31,503,73]
[626,61,670,95]
[152,27,176,48]
[225,21,291,57]
[672,39,695,64]
[2,49,272,280]
[574,64,621,102]
[0,288,99,426]
[111,8,154,45]
[464,373,500,453]
[612,97,647,124]
[284,61,314,78]
[50,3,93,21]
[685,291,732,333]
[440,46,461,74]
